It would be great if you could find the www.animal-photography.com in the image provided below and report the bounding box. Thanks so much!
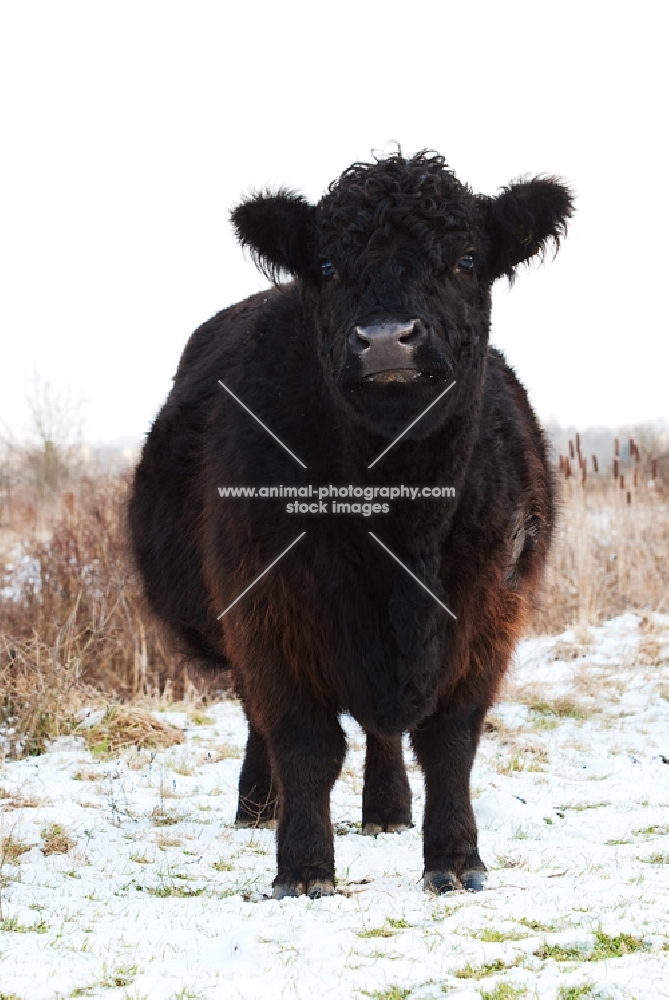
[1,3,667,999]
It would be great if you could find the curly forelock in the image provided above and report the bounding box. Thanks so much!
[316,151,481,273]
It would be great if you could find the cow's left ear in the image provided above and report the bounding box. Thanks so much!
[231,190,317,281]
[484,178,574,281]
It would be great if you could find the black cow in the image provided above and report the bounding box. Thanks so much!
[129,150,572,898]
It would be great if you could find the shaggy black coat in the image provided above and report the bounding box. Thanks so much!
[129,151,572,898]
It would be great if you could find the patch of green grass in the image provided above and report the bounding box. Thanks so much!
[359,916,412,940]
[562,802,607,812]
[519,917,560,933]
[535,930,646,963]
[481,986,527,1000]
[0,992,24,1000]
[146,884,206,898]
[455,959,508,979]
[591,930,646,959]
[99,964,137,988]
[605,837,632,846]
[496,752,525,774]
[212,858,235,871]
[475,927,528,942]
[0,916,48,934]
[531,716,559,730]
[534,943,585,961]
[641,852,669,865]
[190,712,215,726]
[89,737,112,757]
[557,987,595,999]
[634,824,669,836]
[358,917,410,939]
[361,990,411,1000]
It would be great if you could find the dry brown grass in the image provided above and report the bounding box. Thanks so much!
[40,823,74,856]
[0,836,32,863]
[1,474,227,757]
[81,705,184,755]
[531,474,669,634]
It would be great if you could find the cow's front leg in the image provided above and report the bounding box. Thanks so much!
[411,705,487,892]
[235,722,278,828]
[362,731,412,834]
[267,711,346,899]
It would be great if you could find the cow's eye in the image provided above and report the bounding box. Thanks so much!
[321,261,336,279]
[456,253,475,273]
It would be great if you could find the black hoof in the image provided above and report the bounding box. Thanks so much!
[424,870,459,893]
[462,869,486,891]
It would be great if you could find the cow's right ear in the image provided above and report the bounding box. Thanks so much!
[231,190,317,281]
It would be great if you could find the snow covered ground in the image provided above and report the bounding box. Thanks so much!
[1,613,668,1000]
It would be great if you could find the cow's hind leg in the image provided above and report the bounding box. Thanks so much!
[269,711,346,900]
[411,705,487,893]
[235,722,278,829]
[362,732,412,834]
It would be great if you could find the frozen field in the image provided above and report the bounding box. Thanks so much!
[1,613,668,1000]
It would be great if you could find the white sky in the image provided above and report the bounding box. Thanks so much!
[1,1,666,444]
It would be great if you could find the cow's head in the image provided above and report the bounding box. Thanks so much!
[232,152,572,438]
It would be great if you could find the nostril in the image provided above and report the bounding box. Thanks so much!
[398,319,426,345]
[353,326,371,349]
